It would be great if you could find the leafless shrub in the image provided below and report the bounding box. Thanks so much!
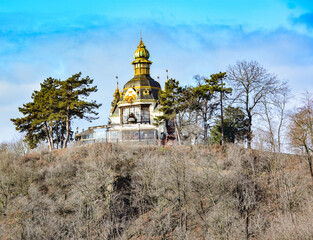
[0,142,312,240]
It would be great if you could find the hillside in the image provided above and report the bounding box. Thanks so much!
[0,143,312,240]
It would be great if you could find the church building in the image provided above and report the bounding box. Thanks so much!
[76,38,166,143]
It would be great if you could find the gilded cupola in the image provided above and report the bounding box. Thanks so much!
[134,38,150,59]
[132,38,152,76]
[120,37,161,104]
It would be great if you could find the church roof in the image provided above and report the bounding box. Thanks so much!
[120,38,161,103]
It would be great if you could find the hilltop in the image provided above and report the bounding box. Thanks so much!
[0,143,312,240]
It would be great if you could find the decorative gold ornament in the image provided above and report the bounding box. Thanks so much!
[124,88,137,103]
[143,88,150,95]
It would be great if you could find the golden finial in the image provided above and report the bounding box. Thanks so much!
[138,30,145,47]
[166,69,169,82]
[116,76,119,88]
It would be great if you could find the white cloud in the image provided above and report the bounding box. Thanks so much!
[1,22,313,144]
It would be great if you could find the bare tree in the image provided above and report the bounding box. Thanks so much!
[289,92,313,179]
[227,60,281,148]
[260,83,290,152]
[2,140,313,239]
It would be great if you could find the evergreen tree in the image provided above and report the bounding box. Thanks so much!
[11,78,61,150]
[39,77,63,149]
[192,72,231,143]
[192,80,218,142]
[205,72,232,144]
[210,106,249,144]
[155,74,231,144]
[11,73,101,150]
[154,78,183,144]
[11,100,46,149]
[58,73,101,148]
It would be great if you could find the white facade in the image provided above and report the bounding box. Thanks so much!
[76,38,167,144]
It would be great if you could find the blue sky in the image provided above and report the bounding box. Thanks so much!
[0,0,313,143]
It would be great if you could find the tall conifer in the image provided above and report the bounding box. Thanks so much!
[58,73,101,148]
[11,73,101,150]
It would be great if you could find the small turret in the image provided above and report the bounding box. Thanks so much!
[113,76,121,100]
[121,37,161,103]
[110,76,121,115]
[132,37,152,76]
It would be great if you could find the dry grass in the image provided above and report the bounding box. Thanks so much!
[0,142,312,240]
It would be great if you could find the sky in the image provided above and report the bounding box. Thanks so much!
[0,0,313,143]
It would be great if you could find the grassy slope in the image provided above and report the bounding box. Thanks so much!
[0,143,312,240]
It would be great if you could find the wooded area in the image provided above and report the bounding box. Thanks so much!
[156,60,291,151]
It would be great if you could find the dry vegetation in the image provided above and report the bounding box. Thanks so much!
[0,142,312,240]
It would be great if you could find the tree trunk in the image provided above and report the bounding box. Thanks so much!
[264,102,275,152]
[63,107,70,149]
[245,92,252,149]
[247,111,252,149]
[203,100,209,143]
[304,145,313,179]
[277,126,281,153]
[56,121,59,149]
[49,124,54,151]
[277,106,284,153]
[308,155,313,180]
[174,120,181,145]
[203,123,208,143]
[220,91,224,145]
[44,122,53,151]
[61,122,65,147]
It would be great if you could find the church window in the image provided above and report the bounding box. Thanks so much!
[122,107,129,123]
[122,105,150,124]
[142,107,150,124]
[134,106,140,120]
[143,89,150,95]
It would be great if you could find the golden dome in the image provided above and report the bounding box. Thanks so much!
[134,38,150,59]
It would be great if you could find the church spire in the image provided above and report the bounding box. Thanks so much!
[113,76,120,98]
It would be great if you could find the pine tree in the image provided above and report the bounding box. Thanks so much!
[205,72,232,144]
[58,73,101,148]
[191,72,231,143]
[11,78,61,150]
[11,73,101,150]
[192,79,217,142]
[210,106,249,144]
[11,100,46,149]
[154,78,183,144]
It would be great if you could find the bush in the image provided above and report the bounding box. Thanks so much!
[0,143,312,239]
